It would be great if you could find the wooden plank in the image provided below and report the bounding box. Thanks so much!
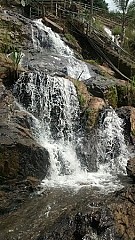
[42,17,64,33]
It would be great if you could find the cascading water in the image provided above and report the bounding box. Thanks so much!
[14,72,130,192]
[97,108,129,174]
[14,72,83,179]
[14,18,130,192]
[29,19,92,80]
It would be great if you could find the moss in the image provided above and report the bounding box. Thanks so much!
[131,130,135,136]
[0,19,24,54]
[86,108,98,128]
[85,59,99,66]
[72,79,101,128]
[64,33,81,52]
[116,84,128,107]
[73,80,91,110]
[65,33,78,46]
[105,85,118,108]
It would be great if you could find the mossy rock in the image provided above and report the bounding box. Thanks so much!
[105,85,118,108]
[72,79,105,129]
[64,33,81,52]
[116,84,128,107]
[116,83,135,107]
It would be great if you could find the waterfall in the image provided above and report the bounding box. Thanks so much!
[31,19,92,81]
[13,18,131,191]
[14,72,130,192]
[97,108,129,174]
[14,72,83,179]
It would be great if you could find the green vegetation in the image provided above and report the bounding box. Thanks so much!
[93,0,108,10]
[93,18,104,32]
[113,0,135,45]
[64,33,81,51]
[116,80,135,107]
[10,47,22,77]
[105,85,118,108]
[112,26,121,36]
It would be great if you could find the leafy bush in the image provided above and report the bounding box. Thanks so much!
[112,26,122,36]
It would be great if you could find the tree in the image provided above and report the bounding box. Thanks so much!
[79,0,108,10]
[127,1,135,27]
[113,0,131,44]
[93,0,108,10]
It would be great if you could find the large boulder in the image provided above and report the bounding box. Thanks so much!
[111,186,135,240]
[0,80,50,181]
[73,79,106,129]
[126,158,135,182]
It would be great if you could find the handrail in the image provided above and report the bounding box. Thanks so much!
[28,0,135,67]
[57,4,135,65]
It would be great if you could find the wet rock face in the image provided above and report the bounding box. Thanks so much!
[127,158,135,181]
[0,142,50,180]
[112,186,135,240]
[116,106,132,144]
[36,203,120,240]
[0,80,50,181]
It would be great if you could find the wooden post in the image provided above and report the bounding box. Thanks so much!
[51,0,53,13]
[78,2,81,21]
[64,0,66,10]
[90,0,93,34]
[38,6,39,17]
[56,2,58,17]
[43,6,45,17]
[30,6,31,18]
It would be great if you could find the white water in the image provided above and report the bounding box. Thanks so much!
[14,71,130,192]
[14,19,131,192]
[97,108,129,174]
[104,26,115,42]
[32,19,91,80]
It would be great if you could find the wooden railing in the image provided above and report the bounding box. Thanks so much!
[26,0,135,67]
[56,2,135,66]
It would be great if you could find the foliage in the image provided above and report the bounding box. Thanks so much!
[93,0,108,10]
[93,18,104,32]
[64,33,79,50]
[112,26,122,36]
[113,0,130,12]
[126,1,135,27]
[75,0,108,10]
[9,47,23,79]
[131,75,135,88]
[105,86,118,108]
[112,0,135,45]
[10,48,22,68]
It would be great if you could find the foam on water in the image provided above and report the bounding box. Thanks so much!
[32,19,91,80]
[13,19,131,193]
[14,72,130,193]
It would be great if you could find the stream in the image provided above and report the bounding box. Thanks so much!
[0,18,133,240]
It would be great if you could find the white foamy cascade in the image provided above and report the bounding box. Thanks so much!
[14,73,130,192]
[97,107,129,174]
[32,19,91,80]
[104,26,115,42]
[14,72,82,178]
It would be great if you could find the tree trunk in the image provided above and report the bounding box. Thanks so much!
[121,10,126,47]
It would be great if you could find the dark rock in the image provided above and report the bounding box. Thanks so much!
[0,141,50,180]
[127,158,135,182]
[116,106,133,144]
[111,185,135,240]
[0,80,50,181]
